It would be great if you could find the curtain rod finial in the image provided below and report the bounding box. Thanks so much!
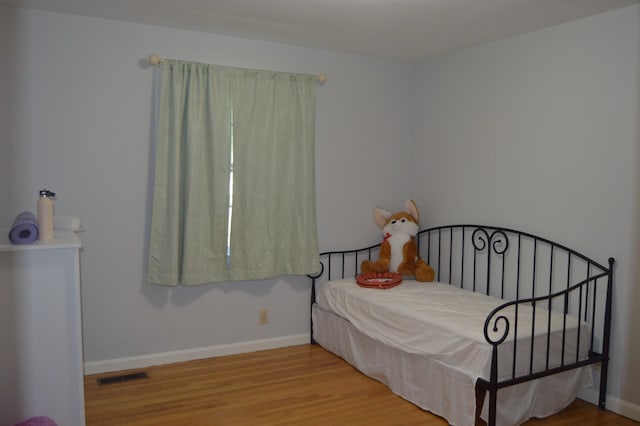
[317,73,327,84]
[148,54,162,65]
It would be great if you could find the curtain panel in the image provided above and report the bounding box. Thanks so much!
[147,60,319,286]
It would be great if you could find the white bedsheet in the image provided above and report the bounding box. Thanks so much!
[317,279,590,383]
[312,304,591,426]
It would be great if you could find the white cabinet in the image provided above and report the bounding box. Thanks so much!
[0,231,85,426]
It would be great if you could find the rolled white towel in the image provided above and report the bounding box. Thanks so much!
[54,215,82,231]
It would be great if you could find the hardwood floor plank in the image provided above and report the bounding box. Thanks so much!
[84,344,637,425]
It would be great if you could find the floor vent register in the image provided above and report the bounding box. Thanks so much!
[96,371,149,385]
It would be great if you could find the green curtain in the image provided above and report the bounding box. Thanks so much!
[229,69,319,280]
[147,60,319,286]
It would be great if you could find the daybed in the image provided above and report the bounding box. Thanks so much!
[308,225,614,425]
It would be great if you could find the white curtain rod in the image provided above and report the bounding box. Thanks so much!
[148,54,327,84]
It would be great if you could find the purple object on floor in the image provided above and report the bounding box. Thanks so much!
[13,417,57,426]
[8,211,39,244]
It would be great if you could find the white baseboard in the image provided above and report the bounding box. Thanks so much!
[579,388,640,422]
[84,333,310,375]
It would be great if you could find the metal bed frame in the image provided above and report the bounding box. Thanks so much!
[308,225,614,425]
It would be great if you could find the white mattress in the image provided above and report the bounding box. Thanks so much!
[317,279,590,381]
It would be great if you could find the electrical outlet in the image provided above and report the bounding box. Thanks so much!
[259,309,268,325]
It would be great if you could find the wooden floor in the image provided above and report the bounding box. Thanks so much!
[85,344,637,426]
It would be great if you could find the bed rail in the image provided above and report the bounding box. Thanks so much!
[308,224,614,426]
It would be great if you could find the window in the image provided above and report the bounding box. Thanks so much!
[227,131,233,258]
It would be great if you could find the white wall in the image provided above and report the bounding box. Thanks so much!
[0,6,417,366]
[415,4,640,415]
[2,2,639,418]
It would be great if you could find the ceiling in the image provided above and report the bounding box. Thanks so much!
[3,0,639,61]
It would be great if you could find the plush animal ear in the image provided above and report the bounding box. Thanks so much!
[373,208,392,229]
[406,199,419,223]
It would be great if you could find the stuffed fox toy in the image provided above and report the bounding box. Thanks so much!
[361,200,435,282]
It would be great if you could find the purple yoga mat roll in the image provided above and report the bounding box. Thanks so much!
[8,211,39,244]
